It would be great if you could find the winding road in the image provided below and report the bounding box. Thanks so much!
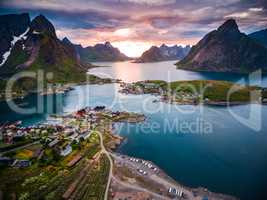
[95,129,113,200]
[95,126,171,200]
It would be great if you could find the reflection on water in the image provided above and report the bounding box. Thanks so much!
[90,61,267,86]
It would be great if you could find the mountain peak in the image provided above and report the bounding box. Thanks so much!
[150,45,158,49]
[30,14,56,37]
[160,44,167,48]
[104,41,112,48]
[177,18,267,73]
[135,44,191,63]
[62,37,72,45]
[218,19,239,33]
[32,14,50,25]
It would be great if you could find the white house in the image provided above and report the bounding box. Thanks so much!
[60,144,72,156]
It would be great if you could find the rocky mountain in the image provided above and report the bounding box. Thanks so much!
[135,44,190,63]
[135,46,165,63]
[159,44,191,59]
[249,29,267,48]
[62,37,83,61]
[176,19,267,73]
[0,14,92,84]
[62,38,130,62]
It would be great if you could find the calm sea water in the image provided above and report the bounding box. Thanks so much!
[1,61,267,200]
[90,60,267,86]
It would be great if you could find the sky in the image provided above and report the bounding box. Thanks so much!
[1,0,267,57]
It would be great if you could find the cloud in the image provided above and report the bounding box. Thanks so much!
[226,12,250,18]
[249,7,263,12]
[1,0,267,47]
[120,0,176,6]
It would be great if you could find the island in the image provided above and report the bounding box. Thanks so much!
[119,80,267,106]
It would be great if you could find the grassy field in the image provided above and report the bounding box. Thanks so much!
[0,131,108,200]
[137,80,261,102]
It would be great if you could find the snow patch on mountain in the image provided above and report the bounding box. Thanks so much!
[33,30,41,35]
[0,28,30,67]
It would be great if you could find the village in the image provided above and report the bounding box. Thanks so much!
[0,106,148,200]
[0,106,145,168]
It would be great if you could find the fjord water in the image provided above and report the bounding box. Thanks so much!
[1,61,267,200]
[90,60,267,85]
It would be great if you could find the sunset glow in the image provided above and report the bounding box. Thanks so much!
[112,41,152,57]
[1,0,267,56]
[114,28,132,37]
[0,0,267,57]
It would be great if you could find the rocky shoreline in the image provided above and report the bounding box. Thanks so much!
[111,152,239,200]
